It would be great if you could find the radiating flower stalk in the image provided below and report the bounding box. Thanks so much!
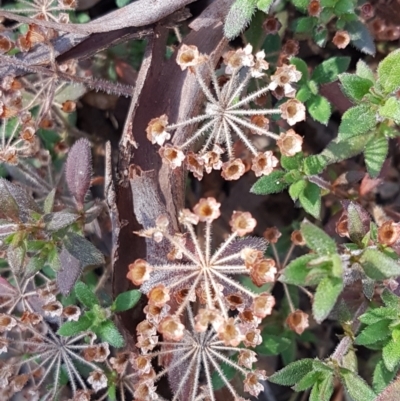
[146,44,305,180]
[128,197,278,399]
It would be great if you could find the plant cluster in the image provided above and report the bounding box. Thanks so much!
[0,0,399,400]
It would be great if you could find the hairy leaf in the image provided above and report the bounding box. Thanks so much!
[340,368,376,401]
[355,319,391,346]
[379,97,400,124]
[360,248,400,280]
[382,338,400,372]
[338,105,376,139]
[356,60,375,82]
[307,95,331,125]
[301,221,336,255]
[346,20,376,56]
[57,247,82,295]
[299,181,321,219]
[96,321,125,348]
[112,290,141,312]
[313,276,343,323]
[44,212,79,231]
[74,281,98,308]
[65,138,93,207]
[58,315,92,336]
[280,254,318,285]
[339,73,373,102]
[373,359,396,394]
[345,202,371,244]
[375,369,400,401]
[364,135,388,178]
[288,179,307,202]
[311,57,350,84]
[63,232,104,268]
[268,359,314,385]
[224,0,257,40]
[250,170,288,194]
[377,49,400,94]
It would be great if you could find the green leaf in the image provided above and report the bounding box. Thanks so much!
[340,368,376,401]
[347,202,370,244]
[377,49,400,94]
[307,95,331,125]
[360,248,400,280]
[334,0,354,14]
[381,289,400,308]
[112,290,141,312]
[355,61,375,83]
[63,232,105,268]
[301,221,337,255]
[281,152,304,171]
[256,0,273,11]
[44,212,79,231]
[291,57,309,84]
[359,307,398,325]
[355,319,391,346]
[96,321,125,348]
[268,359,314,386]
[313,276,343,323]
[318,373,335,401]
[296,85,312,102]
[373,359,397,394]
[303,155,326,175]
[43,189,56,214]
[339,73,374,102]
[293,370,321,391]
[224,0,257,40]
[288,179,307,202]
[311,57,350,84]
[379,97,400,124]
[364,135,388,178]
[346,20,376,56]
[256,334,291,355]
[313,26,328,48]
[375,372,400,401]
[291,0,308,10]
[382,338,400,371]
[250,170,288,195]
[294,17,316,34]
[338,104,376,139]
[299,182,321,219]
[57,315,92,336]
[74,281,98,308]
[280,254,318,285]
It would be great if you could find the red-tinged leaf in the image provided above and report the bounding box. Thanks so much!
[65,138,93,208]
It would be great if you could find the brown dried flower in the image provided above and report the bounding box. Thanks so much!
[221,158,246,180]
[263,226,282,243]
[286,309,310,335]
[193,197,221,222]
[291,230,306,246]
[159,144,185,169]
[127,259,153,286]
[378,221,400,246]
[332,30,351,49]
[229,211,257,236]
[308,0,322,17]
[277,129,303,156]
[251,151,279,177]
[280,99,306,126]
[146,114,170,146]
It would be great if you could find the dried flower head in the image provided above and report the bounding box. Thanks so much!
[291,230,306,246]
[277,129,303,156]
[146,45,303,179]
[229,211,257,236]
[332,30,351,49]
[127,259,153,286]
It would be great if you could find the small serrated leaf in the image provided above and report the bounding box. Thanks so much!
[65,138,93,207]
[299,181,321,219]
[224,0,257,40]
[339,368,376,401]
[268,359,314,385]
[58,315,92,336]
[307,95,331,125]
[43,189,56,214]
[44,211,79,231]
[379,97,400,124]
[112,290,141,312]
[364,136,388,178]
[311,57,350,84]
[301,221,336,255]
[382,338,400,372]
[346,20,376,56]
[373,359,396,394]
[377,49,400,94]
[74,281,98,308]
[355,319,391,346]
[250,170,288,195]
[338,105,376,139]
[288,179,307,202]
[280,254,318,285]
[360,248,400,280]
[339,73,374,102]
[63,232,104,268]
[96,321,125,348]
[313,276,343,323]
